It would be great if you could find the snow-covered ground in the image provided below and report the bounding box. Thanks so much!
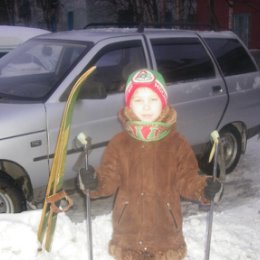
[0,136,259,260]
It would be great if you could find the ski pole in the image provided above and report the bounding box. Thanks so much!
[77,132,93,260]
[205,130,220,260]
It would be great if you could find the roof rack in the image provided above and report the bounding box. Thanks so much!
[84,23,144,32]
[84,22,222,32]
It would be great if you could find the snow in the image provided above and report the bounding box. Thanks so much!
[0,25,49,44]
[0,136,260,260]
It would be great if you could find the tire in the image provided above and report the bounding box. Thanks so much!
[219,125,242,174]
[0,175,27,213]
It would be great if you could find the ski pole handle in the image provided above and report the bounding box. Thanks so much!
[210,130,220,143]
[210,130,220,180]
[77,132,88,146]
[208,130,220,164]
[77,132,89,167]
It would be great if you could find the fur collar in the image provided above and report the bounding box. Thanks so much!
[119,106,177,142]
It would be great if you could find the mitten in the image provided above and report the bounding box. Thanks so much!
[204,178,223,203]
[78,165,98,191]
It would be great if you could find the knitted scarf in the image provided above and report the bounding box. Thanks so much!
[119,106,177,142]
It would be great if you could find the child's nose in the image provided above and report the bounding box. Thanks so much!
[143,100,151,110]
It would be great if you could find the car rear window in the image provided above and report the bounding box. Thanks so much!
[151,37,215,84]
[204,37,257,76]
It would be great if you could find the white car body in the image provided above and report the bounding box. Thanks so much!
[0,28,259,213]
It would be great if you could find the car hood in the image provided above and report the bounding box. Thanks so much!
[0,102,46,140]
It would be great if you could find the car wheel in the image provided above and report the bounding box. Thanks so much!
[220,125,242,174]
[0,175,27,213]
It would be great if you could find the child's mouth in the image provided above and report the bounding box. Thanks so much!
[141,114,153,120]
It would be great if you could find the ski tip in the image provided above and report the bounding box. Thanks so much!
[84,66,96,76]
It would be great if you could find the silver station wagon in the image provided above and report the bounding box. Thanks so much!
[0,28,259,212]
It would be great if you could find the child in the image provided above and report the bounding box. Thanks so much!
[85,69,223,260]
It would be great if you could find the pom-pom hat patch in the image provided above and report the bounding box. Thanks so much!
[125,69,168,108]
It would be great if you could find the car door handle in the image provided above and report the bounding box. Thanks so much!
[212,85,223,93]
[30,140,42,147]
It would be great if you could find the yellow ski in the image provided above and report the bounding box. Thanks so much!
[37,66,96,251]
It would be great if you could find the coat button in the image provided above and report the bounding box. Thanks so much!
[140,192,144,196]
[139,240,143,245]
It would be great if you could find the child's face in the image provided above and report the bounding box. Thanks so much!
[130,87,163,122]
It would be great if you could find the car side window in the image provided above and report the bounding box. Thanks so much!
[151,37,215,84]
[83,41,147,97]
[205,38,257,76]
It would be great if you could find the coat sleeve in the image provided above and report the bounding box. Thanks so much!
[175,134,210,204]
[90,137,121,199]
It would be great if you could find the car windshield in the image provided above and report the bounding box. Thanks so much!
[0,39,91,101]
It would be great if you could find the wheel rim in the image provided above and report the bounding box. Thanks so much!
[0,192,14,213]
[221,132,238,170]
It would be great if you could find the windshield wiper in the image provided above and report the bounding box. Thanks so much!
[0,92,30,100]
[0,92,44,103]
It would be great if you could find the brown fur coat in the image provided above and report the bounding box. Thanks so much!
[90,107,209,260]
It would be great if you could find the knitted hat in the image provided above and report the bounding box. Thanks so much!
[125,69,168,108]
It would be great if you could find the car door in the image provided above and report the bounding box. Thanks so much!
[45,36,149,181]
[145,32,228,154]
[203,35,260,136]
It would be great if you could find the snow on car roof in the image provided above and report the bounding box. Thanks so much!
[0,25,50,50]
[36,27,237,44]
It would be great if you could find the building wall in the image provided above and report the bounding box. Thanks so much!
[4,0,259,49]
[196,0,260,49]
[60,0,87,30]
[57,0,117,30]
[14,0,116,31]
